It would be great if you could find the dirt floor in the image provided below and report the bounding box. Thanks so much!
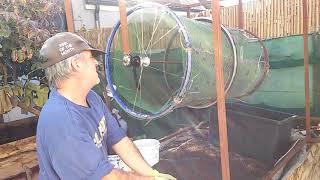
[154,122,269,180]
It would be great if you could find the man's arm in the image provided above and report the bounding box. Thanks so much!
[102,169,153,180]
[112,136,155,176]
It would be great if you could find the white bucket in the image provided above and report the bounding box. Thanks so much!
[133,139,160,166]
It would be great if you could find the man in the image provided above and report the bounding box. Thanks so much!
[36,32,176,180]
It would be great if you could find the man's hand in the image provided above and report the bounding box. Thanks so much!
[150,169,176,180]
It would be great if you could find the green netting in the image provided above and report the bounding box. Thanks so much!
[264,34,320,68]
[226,29,267,98]
[240,34,320,115]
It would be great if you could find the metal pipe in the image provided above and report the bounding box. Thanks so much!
[118,0,131,55]
[64,0,75,32]
[302,0,311,142]
[211,0,231,180]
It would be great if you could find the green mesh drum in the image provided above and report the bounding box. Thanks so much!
[105,3,269,120]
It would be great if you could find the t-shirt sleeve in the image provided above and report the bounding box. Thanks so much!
[105,108,126,147]
[50,129,114,180]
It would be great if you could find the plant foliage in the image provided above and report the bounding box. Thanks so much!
[0,0,64,76]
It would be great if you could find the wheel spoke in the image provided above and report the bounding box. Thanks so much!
[150,60,182,64]
[133,67,144,111]
[148,65,181,78]
[149,25,178,50]
[146,8,164,56]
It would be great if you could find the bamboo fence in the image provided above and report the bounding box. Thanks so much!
[220,0,320,39]
[80,0,320,47]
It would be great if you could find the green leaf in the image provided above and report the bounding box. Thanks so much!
[31,62,41,70]
[0,24,11,38]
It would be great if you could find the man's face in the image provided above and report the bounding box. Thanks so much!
[77,50,100,86]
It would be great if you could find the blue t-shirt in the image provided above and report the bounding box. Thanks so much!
[36,90,126,180]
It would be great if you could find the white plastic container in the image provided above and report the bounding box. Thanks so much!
[133,139,160,166]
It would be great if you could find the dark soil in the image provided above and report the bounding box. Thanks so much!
[154,123,268,180]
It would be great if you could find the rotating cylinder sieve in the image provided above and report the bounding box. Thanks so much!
[105,3,269,120]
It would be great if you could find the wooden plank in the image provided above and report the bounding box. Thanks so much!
[279,0,282,37]
[315,0,319,30]
[291,0,294,35]
[248,2,252,32]
[308,0,312,32]
[0,136,37,179]
[312,0,317,32]
[285,0,290,36]
[267,0,271,38]
[309,0,313,32]
[293,0,297,34]
[264,0,267,38]
[232,6,234,27]
[261,0,265,38]
[284,0,288,36]
[289,0,294,35]
[256,2,258,34]
[275,0,279,37]
[297,0,300,34]
[270,0,274,38]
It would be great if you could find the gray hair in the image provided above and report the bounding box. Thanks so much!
[45,54,80,88]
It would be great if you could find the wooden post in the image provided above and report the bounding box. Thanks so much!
[211,0,231,180]
[302,0,311,142]
[118,0,131,55]
[238,0,244,28]
[64,0,75,32]
[187,8,191,18]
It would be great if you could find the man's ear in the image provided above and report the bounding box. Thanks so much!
[71,60,80,72]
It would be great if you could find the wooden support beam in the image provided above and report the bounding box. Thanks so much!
[211,0,231,180]
[238,0,244,28]
[64,0,75,32]
[302,0,311,142]
[118,0,131,55]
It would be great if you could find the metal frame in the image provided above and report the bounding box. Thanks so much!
[114,0,319,179]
